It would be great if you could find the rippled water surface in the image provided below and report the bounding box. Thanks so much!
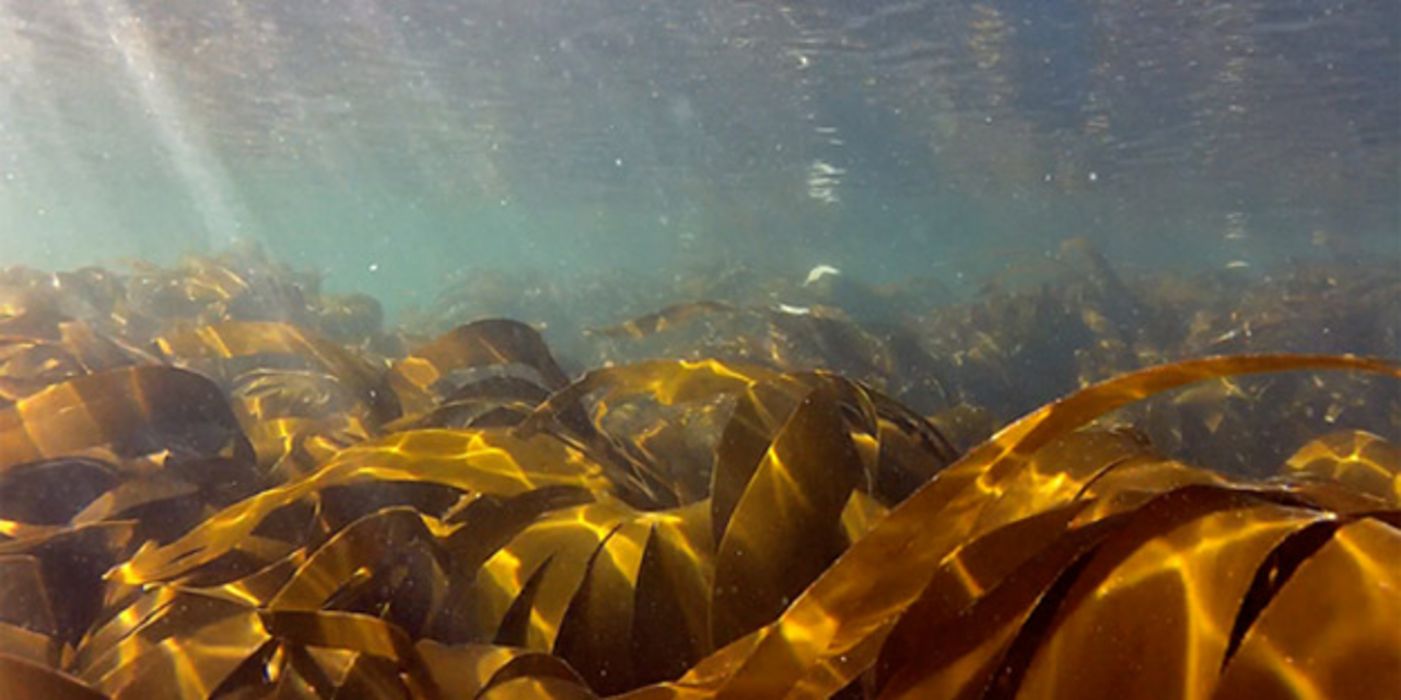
[1,1,1396,309]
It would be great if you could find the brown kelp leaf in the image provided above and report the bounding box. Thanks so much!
[628,501,715,685]
[231,368,368,424]
[0,620,63,669]
[478,675,598,699]
[1010,489,1326,698]
[708,373,818,546]
[0,366,251,472]
[639,353,1398,697]
[115,429,612,584]
[269,507,450,638]
[396,375,554,431]
[1282,429,1400,506]
[126,255,249,317]
[617,367,909,542]
[465,498,634,650]
[838,489,889,546]
[547,502,715,694]
[0,555,59,637]
[260,610,416,666]
[1214,516,1401,699]
[415,639,584,700]
[553,516,653,693]
[589,301,735,340]
[1068,455,1227,525]
[243,414,370,480]
[67,469,200,522]
[76,590,256,682]
[0,523,135,646]
[325,653,415,699]
[764,312,896,382]
[0,653,107,700]
[73,586,190,675]
[874,506,1116,699]
[623,403,728,506]
[57,322,156,374]
[0,457,120,525]
[710,385,867,647]
[438,487,597,573]
[965,428,1155,538]
[182,549,308,611]
[388,320,570,417]
[90,598,269,698]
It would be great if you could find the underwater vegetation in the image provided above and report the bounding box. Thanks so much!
[0,246,1397,699]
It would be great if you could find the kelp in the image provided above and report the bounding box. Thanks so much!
[0,251,1397,699]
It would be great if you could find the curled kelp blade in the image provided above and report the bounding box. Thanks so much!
[992,487,1331,699]
[710,384,869,648]
[466,498,637,649]
[388,319,572,418]
[1214,516,1401,699]
[628,353,1399,698]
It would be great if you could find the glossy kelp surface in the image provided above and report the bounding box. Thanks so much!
[0,249,1398,699]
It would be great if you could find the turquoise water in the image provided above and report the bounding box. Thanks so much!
[1,1,1396,316]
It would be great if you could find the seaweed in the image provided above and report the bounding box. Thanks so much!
[0,251,1397,698]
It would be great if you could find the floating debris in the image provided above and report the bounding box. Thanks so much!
[803,263,842,287]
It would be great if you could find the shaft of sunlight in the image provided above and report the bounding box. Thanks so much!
[90,0,247,249]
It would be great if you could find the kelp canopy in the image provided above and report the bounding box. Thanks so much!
[0,246,1397,699]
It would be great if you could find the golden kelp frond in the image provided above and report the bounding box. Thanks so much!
[1213,515,1401,699]
[0,251,1398,698]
